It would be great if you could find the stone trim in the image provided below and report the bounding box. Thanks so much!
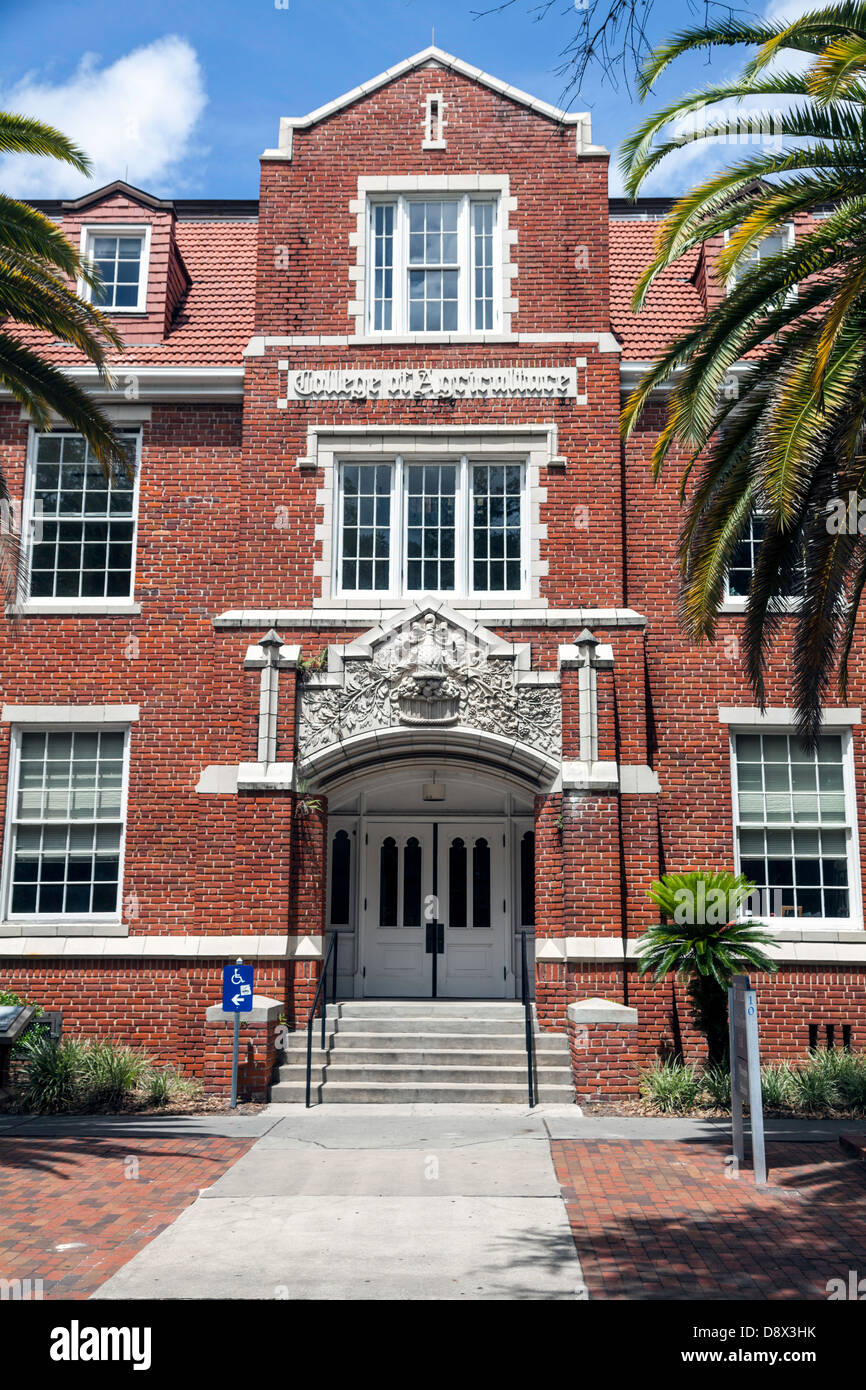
[2,704,140,724]
[245,332,620,351]
[718,706,861,726]
[0,935,302,958]
[212,606,648,629]
[568,997,638,1026]
[536,934,866,964]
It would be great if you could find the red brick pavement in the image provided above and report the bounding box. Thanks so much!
[552,1139,866,1300]
[0,1131,254,1299]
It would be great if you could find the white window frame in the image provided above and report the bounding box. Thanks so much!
[78,224,151,313]
[724,223,796,299]
[1,723,132,928]
[365,194,501,336]
[722,511,803,613]
[18,427,142,613]
[729,724,863,931]
[333,454,529,601]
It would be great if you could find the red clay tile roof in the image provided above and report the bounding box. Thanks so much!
[609,219,705,358]
[14,219,257,367]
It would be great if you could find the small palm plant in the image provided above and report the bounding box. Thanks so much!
[636,870,778,1064]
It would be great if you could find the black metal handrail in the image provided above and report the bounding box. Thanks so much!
[521,930,536,1108]
[305,931,338,1108]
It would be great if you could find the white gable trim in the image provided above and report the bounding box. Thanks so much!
[261,46,606,158]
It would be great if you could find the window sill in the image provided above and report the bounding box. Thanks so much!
[720,597,801,614]
[0,920,128,938]
[7,602,142,617]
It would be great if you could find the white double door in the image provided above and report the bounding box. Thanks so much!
[361,821,510,998]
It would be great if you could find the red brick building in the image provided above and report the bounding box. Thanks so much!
[1,47,863,1098]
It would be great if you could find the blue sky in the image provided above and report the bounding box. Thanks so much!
[0,0,807,199]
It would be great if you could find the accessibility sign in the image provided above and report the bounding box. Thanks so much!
[222,962,254,1013]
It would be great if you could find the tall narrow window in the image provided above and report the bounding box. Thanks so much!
[403,837,422,926]
[339,464,391,592]
[472,202,495,331]
[28,432,138,602]
[379,836,398,926]
[448,836,467,929]
[472,837,491,929]
[733,732,854,921]
[371,204,394,332]
[7,728,127,918]
[329,830,351,926]
[408,201,459,332]
[405,464,456,591]
[472,464,523,592]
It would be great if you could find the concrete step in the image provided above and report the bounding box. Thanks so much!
[269,1080,576,1104]
[279,1046,567,1068]
[277,1063,574,1085]
[332,1017,533,1035]
[279,1031,569,1056]
[330,1001,527,1019]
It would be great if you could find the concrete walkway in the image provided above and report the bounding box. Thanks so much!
[92,1104,587,1301]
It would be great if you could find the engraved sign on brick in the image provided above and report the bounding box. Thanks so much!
[277,363,586,405]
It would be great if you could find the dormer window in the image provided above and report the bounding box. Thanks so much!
[80,225,150,312]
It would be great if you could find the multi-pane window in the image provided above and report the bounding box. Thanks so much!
[339,463,391,592]
[406,464,456,591]
[336,456,525,597]
[725,513,802,603]
[84,231,146,310]
[367,195,498,334]
[6,729,127,918]
[472,203,495,330]
[733,732,854,921]
[26,432,138,602]
[726,227,793,292]
[472,464,522,593]
[371,204,394,332]
[408,201,459,332]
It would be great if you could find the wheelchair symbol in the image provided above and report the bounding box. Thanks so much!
[231,968,245,985]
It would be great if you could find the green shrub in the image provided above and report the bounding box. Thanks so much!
[832,1053,866,1114]
[759,1062,794,1109]
[18,1036,86,1113]
[788,1060,838,1113]
[702,1063,731,1109]
[639,1059,702,1113]
[143,1066,200,1107]
[79,1040,149,1105]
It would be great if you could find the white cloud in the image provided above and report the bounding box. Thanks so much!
[0,36,207,198]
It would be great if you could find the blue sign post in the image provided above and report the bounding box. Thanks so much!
[222,960,254,1109]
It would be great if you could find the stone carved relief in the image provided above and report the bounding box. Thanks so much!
[298,613,561,760]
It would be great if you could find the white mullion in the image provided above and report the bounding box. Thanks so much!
[396,197,407,335]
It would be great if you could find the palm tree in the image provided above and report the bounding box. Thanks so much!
[636,871,778,1064]
[619,2,866,744]
[0,112,127,596]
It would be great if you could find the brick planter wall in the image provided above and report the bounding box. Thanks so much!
[567,998,640,1101]
[204,994,283,1100]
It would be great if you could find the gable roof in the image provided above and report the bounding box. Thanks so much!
[263,45,606,157]
[60,179,175,212]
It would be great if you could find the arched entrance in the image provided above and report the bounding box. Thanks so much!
[324,762,537,999]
